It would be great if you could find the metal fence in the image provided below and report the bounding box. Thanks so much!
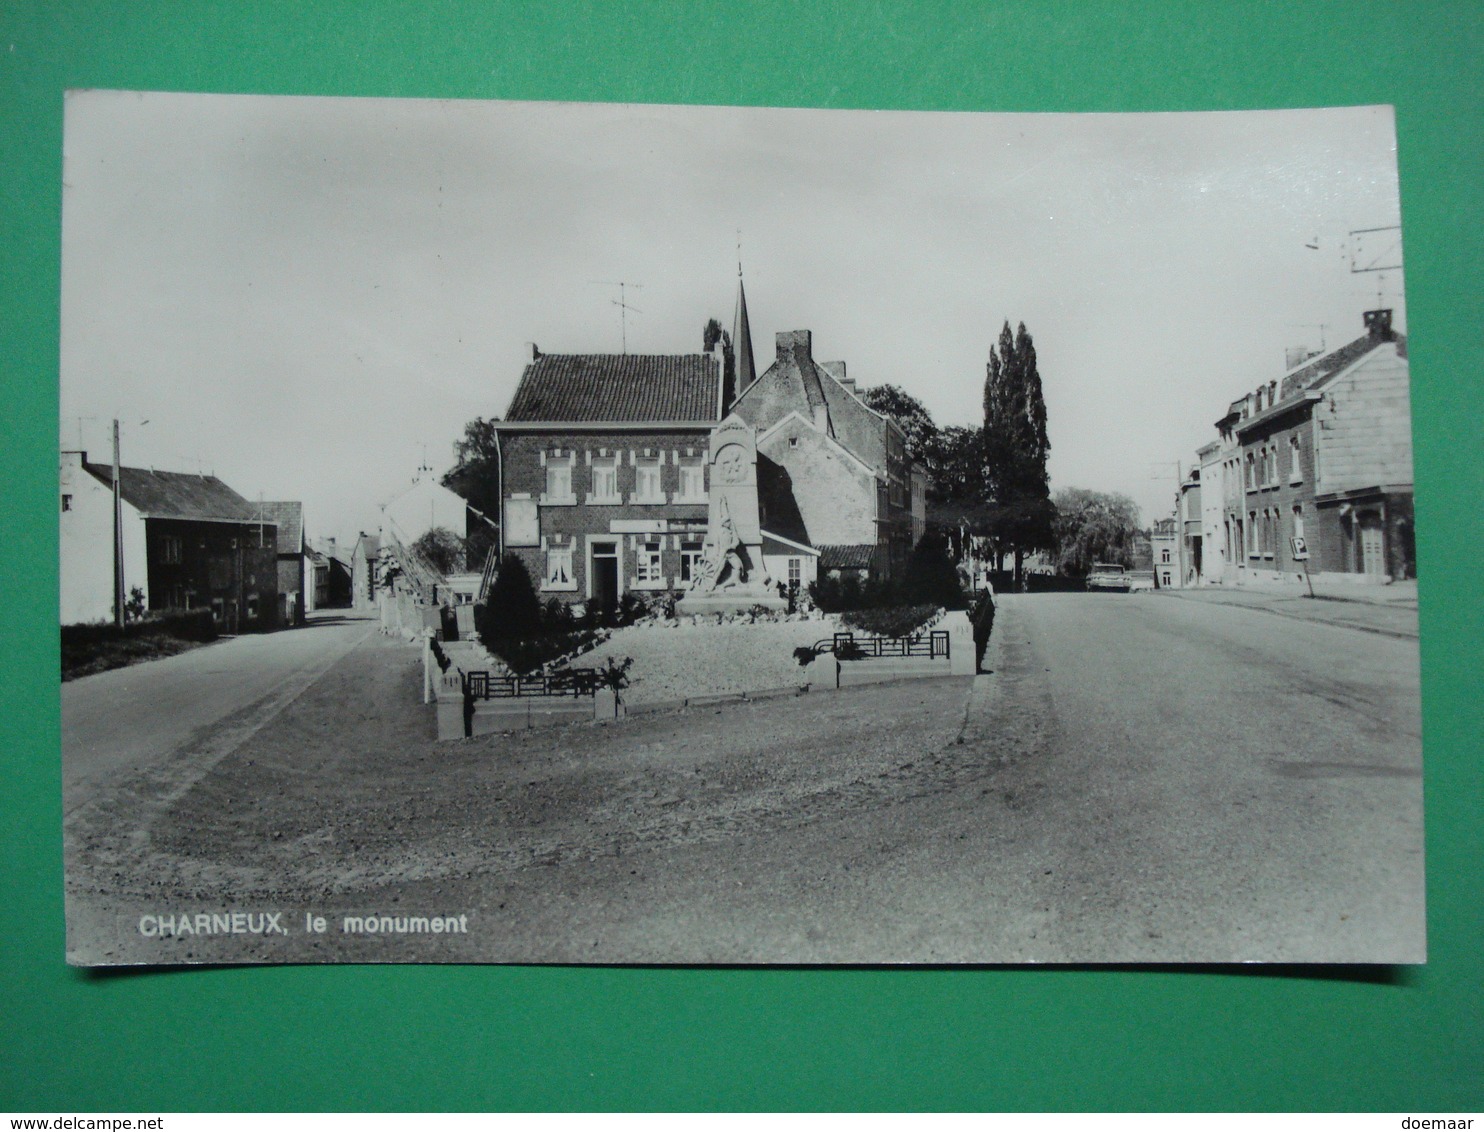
[463,668,601,699]
[816,630,950,659]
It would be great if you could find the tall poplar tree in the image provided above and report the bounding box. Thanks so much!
[983,320,1054,584]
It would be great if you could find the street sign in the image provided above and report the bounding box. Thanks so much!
[1290,536,1310,560]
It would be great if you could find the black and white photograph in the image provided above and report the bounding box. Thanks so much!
[59,92,1421,966]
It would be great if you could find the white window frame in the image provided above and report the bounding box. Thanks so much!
[631,457,666,504]
[633,538,666,589]
[542,457,576,506]
[1289,435,1303,484]
[587,457,621,504]
[679,538,704,583]
[676,460,706,503]
[543,545,576,592]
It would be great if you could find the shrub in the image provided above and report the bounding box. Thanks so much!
[488,630,602,675]
[840,604,939,639]
[900,532,968,609]
[477,554,542,641]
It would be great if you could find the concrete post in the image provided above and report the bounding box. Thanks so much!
[941,610,976,676]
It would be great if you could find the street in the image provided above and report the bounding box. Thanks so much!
[61,611,376,804]
[63,593,1423,965]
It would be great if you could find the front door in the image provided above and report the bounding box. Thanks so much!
[591,541,619,612]
[1359,515,1386,576]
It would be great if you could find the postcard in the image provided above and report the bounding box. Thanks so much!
[60,93,1419,964]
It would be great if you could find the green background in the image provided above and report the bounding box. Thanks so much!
[3,1,1480,1112]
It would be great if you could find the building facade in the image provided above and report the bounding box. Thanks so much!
[60,451,280,631]
[494,344,728,609]
[1232,310,1412,583]
[730,328,922,581]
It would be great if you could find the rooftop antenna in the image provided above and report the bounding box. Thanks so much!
[589,280,643,353]
[737,228,743,277]
[1348,225,1403,308]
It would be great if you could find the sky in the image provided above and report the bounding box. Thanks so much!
[59,93,1406,546]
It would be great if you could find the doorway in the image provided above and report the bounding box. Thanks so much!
[590,540,620,612]
[1358,513,1386,577]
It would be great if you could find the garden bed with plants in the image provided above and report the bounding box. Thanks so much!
[62,608,219,681]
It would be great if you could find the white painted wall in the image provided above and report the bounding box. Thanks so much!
[59,453,148,624]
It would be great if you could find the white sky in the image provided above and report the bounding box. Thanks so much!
[59,93,1406,546]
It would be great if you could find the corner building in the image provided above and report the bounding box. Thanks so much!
[494,343,728,608]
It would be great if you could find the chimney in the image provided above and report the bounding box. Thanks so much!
[326,536,337,560]
[524,342,541,363]
[1363,309,1394,340]
[776,329,812,361]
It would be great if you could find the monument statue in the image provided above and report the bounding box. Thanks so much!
[676,415,784,613]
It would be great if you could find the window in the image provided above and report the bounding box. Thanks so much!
[680,539,704,582]
[1248,511,1258,556]
[677,460,705,502]
[544,546,575,590]
[1161,570,1173,587]
[787,557,802,588]
[61,494,72,512]
[211,597,224,623]
[1289,435,1302,483]
[1292,505,1304,540]
[1245,453,1255,490]
[1160,548,1171,564]
[162,536,183,564]
[635,539,664,586]
[633,457,664,503]
[588,456,619,503]
[543,457,574,504]
[246,594,259,621]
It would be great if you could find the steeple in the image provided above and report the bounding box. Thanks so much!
[733,267,757,393]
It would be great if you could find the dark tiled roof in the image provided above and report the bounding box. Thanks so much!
[258,501,304,554]
[818,544,876,570]
[1279,331,1406,400]
[504,353,720,422]
[84,463,262,523]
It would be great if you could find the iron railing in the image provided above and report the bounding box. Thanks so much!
[813,630,949,660]
[463,668,600,699]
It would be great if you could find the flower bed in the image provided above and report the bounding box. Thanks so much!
[579,615,843,706]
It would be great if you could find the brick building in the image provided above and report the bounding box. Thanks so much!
[494,343,728,609]
[1230,310,1412,583]
[730,326,924,582]
[59,451,279,630]
[258,500,313,624]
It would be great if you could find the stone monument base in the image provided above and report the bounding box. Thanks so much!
[675,589,788,617]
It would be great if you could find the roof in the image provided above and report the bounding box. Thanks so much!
[818,544,876,571]
[1278,329,1406,401]
[83,462,264,524]
[1229,327,1408,437]
[504,352,722,423]
[257,501,304,554]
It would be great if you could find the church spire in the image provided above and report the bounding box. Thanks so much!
[733,266,757,393]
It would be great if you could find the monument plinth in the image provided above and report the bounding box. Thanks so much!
[675,415,787,615]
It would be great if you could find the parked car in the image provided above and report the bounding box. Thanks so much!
[1085,563,1131,592]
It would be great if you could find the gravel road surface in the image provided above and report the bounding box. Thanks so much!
[64,593,1423,965]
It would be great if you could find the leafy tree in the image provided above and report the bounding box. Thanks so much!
[983,320,1053,582]
[443,416,501,569]
[1051,488,1141,576]
[411,527,466,575]
[900,531,967,609]
[860,384,939,463]
[702,317,731,353]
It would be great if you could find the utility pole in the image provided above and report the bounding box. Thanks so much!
[112,418,124,629]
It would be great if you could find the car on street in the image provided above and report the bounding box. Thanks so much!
[1085,563,1131,592]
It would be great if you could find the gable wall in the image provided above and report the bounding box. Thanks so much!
[1316,346,1413,494]
[757,418,877,549]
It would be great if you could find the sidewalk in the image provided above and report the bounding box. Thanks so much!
[1162,579,1419,639]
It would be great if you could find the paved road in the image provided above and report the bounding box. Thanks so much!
[66,594,1425,965]
[61,611,377,806]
